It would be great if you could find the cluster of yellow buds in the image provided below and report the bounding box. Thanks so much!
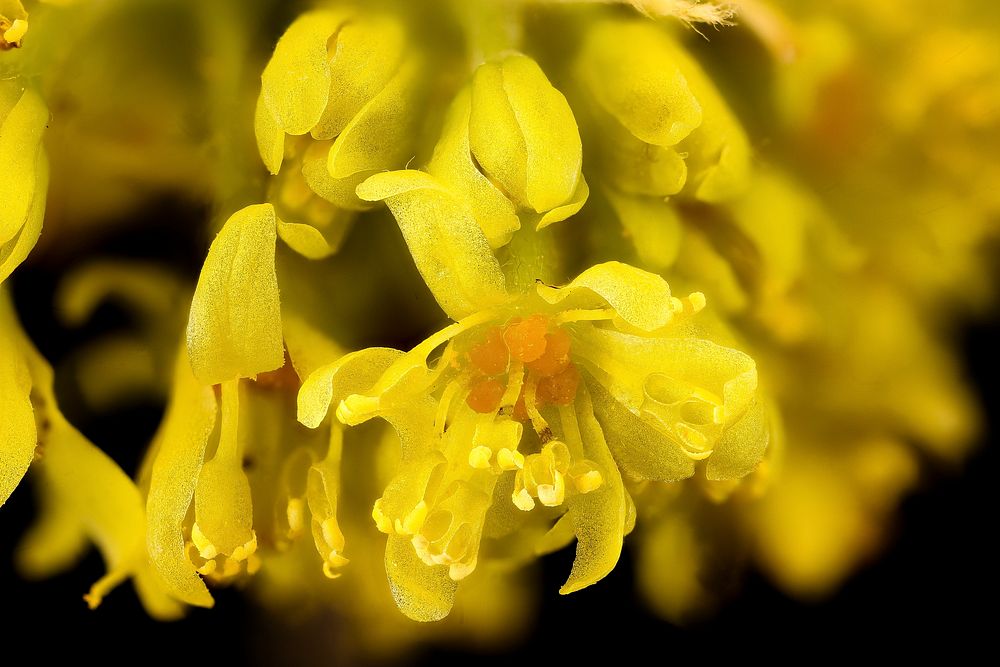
[1,0,996,654]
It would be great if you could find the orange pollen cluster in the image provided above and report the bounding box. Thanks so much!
[465,314,580,422]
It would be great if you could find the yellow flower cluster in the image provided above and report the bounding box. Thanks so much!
[1,0,996,651]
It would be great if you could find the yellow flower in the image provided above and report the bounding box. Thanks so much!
[255,8,427,255]
[298,244,769,619]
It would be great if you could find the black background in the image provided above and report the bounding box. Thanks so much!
[1,203,996,664]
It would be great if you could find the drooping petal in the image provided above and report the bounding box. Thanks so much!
[0,83,47,248]
[187,204,284,384]
[385,533,457,622]
[258,10,344,137]
[254,97,285,175]
[426,87,520,248]
[146,348,217,608]
[706,398,770,481]
[537,261,680,332]
[558,385,626,594]
[357,171,507,320]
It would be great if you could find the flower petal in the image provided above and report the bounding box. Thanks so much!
[469,55,582,213]
[259,10,344,136]
[0,291,35,507]
[357,171,507,320]
[427,87,519,248]
[0,150,47,285]
[311,15,406,140]
[576,20,702,147]
[277,218,338,260]
[536,174,589,230]
[706,397,770,481]
[385,533,457,622]
[0,83,46,248]
[187,204,284,384]
[586,373,695,482]
[146,348,217,608]
[326,59,423,179]
[559,385,626,594]
[538,261,678,332]
[298,347,403,429]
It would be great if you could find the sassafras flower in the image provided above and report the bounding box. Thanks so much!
[298,249,769,619]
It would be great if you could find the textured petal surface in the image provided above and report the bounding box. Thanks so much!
[146,348,217,607]
[538,261,677,332]
[357,171,507,320]
[259,10,343,136]
[0,84,47,248]
[426,88,519,248]
[187,204,284,384]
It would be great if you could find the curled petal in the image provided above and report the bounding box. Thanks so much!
[427,87,519,248]
[538,261,678,332]
[259,10,344,137]
[298,347,403,429]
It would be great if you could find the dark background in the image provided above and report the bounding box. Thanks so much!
[2,204,996,663]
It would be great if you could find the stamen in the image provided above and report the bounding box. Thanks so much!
[551,308,617,325]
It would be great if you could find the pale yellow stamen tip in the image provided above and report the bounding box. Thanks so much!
[468,445,493,469]
[497,447,525,471]
[286,497,306,537]
[372,498,393,534]
[536,471,566,507]
[2,18,27,46]
[573,470,604,494]
[688,291,706,312]
[512,488,536,511]
[190,523,218,560]
[400,500,428,535]
[336,394,380,425]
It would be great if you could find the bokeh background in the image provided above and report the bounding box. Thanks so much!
[1,194,995,664]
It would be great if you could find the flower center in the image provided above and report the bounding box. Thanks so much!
[464,314,581,437]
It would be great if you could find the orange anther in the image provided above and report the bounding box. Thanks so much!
[468,326,509,376]
[526,328,572,377]
[537,364,580,406]
[503,314,549,363]
[466,377,505,414]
